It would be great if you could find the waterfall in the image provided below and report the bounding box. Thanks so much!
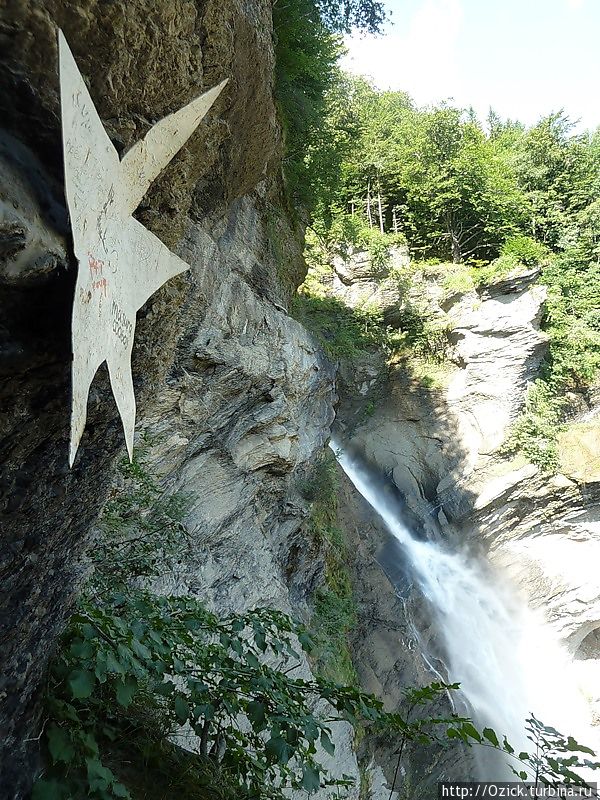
[331,439,597,777]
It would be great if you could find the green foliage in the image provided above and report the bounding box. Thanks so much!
[301,452,358,685]
[469,254,522,286]
[450,714,600,788]
[38,588,384,799]
[93,454,190,585]
[37,454,476,799]
[503,382,563,472]
[504,250,600,471]
[314,81,528,262]
[312,587,358,686]
[311,77,600,275]
[315,0,387,33]
[36,457,600,797]
[292,290,387,359]
[501,234,549,266]
[516,716,600,786]
[273,0,342,210]
[305,80,600,466]
[272,0,387,212]
[541,253,600,389]
[299,448,339,503]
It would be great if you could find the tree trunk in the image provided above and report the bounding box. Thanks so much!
[366,179,373,228]
[377,182,384,234]
[451,232,462,263]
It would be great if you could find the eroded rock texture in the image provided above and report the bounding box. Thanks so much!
[0,3,317,796]
[332,250,600,796]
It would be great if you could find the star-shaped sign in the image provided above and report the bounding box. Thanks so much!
[58,29,227,466]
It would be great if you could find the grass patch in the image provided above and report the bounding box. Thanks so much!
[291,292,385,360]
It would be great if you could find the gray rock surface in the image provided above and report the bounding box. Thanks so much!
[0,2,336,796]
[330,249,600,793]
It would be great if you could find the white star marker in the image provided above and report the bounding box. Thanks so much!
[59,30,227,466]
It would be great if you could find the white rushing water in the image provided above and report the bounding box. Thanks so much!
[331,439,597,776]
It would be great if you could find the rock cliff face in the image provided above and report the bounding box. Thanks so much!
[3,5,598,799]
[0,3,344,796]
[331,248,600,795]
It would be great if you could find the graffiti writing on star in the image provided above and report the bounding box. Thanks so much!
[87,253,108,296]
[111,300,133,348]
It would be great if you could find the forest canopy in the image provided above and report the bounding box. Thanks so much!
[309,78,600,266]
[275,0,599,472]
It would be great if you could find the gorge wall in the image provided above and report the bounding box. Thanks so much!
[0,3,350,796]
[329,245,600,794]
[2,3,599,799]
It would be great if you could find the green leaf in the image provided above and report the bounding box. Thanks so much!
[304,718,319,742]
[247,700,266,727]
[301,764,321,793]
[80,731,100,756]
[461,722,481,742]
[298,631,314,653]
[47,724,74,765]
[155,680,176,697]
[503,736,515,754]
[81,623,97,639]
[131,638,151,661]
[115,676,138,708]
[105,651,125,675]
[111,782,131,798]
[70,639,94,659]
[174,695,190,724]
[68,668,95,699]
[482,727,499,747]
[86,757,114,791]
[265,736,292,764]
[31,780,64,800]
[245,652,260,669]
[321,730,335,756]
[566,736,596,755]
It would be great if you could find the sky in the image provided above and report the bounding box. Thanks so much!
[341,0,600,131]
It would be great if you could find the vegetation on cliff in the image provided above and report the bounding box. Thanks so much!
[34,455,483,800]
[293,70,600,470]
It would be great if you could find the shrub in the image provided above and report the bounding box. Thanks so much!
[502,381,565,472]
[501,235,550,266]
[34,455,418,799]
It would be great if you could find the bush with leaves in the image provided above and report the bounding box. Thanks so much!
[34,456,600,798]
[36,590,381,799]
[34,586,486,799]
[33,456,477,799]
[501,234,550,267]
[448,715,600,790]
